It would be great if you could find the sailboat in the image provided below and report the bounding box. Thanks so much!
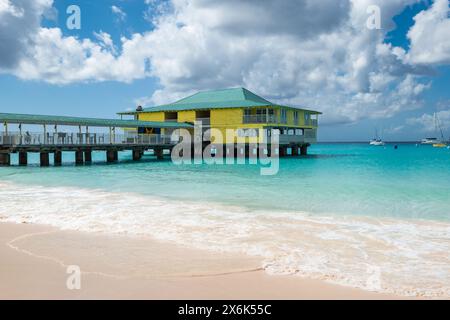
[431,113,447,148]
[370,128,385,146]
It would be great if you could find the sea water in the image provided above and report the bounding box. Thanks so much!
[0,143,449,297]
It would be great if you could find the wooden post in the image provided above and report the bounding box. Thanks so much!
[84,150,92,163]
[300,145,308,156]
[279,146,287,157]
[106,150,118,163]
[132,149,142,161]
[19,123,22,145]
[154,148,164,160]
[19,152,28,166]
[3,122,8,136]
[40,152,49,167]
[0,153,10,166]
[43,124,47,144]
[292,145,299,156]
[75,150,84,165]
[54,150,62,166]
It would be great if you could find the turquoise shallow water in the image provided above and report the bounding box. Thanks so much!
[1,143,450,222]
[1,143,450,297]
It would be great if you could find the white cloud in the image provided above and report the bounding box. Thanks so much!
[0,0,52,69]
[0,0,449,125]
[407,110,450,133]
[93,31,117,55]
[111,5,126,21]
[406,0,450,65]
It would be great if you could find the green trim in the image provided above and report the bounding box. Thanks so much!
[0,113,193,129]
[117,88,322,115]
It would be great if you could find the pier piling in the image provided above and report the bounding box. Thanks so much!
[75,150,84,165]
[84,150,92,163]
[154,148,164,160]
[106,150,117,163]
[300,145,308,156]
[19,152,28,166]
[132,149,142,161]
[54,150,62,166]
[40,152,50,167]
[0,153,10,166]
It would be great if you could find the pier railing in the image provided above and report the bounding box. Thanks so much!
[243,114,279,124]
[0,132,177,146]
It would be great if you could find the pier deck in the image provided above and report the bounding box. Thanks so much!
[0,112,192,166]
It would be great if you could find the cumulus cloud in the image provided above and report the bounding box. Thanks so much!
[0,0,52,69]
[406,0,450,65]
[407,109,450,133]
[0,0,449,124]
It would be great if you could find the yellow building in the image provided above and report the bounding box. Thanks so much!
[118,88,321,151]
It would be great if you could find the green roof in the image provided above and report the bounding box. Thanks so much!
[0,113,193,129]
[118,88,321,114]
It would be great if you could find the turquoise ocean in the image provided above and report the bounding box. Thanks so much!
[1,143,449,297]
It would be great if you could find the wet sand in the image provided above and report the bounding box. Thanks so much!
[0,222,404,300]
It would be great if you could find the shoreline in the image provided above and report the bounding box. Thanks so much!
[0,222,405,300]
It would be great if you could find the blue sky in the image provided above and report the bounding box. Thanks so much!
[0,0,449,141]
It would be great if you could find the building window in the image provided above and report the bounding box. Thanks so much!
[304,113,311,125]
[280,109,287,124]
[294,111,299,125]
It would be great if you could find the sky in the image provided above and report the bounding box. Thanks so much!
[0,0,449,141]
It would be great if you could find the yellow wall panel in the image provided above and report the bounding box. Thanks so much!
[138,112,165,122]
[178,111,196,123]
[210,109,243,127]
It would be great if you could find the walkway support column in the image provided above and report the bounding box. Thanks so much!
[279,146,287,157]
[0,153,10,166]
[132,149,142,161]
[75,150,84,165]
[54,150,62,166]
[19,152,28,166]
[40,152,49,167]
[292,145,299,156]
[107,150,117,163]
[84,150,92,163]
[154,148,164,160]
[300,145,308,156]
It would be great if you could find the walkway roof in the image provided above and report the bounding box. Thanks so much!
[118,88,322,115]
[0,113,193,129]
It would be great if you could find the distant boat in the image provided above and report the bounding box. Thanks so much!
[370,129,385,146]
[421,137,439,145]
[370,139,386,146]
[428,113,448,148]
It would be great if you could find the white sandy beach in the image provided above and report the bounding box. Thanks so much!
[0,222,405,300]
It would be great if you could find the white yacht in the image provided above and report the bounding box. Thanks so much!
[370,129,385,146]
[421,137,439,145]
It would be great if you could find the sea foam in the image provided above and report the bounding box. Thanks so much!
[0,181,449,297]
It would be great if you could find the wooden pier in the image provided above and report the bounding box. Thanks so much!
[0,112,309,167]
[0,113,192,167]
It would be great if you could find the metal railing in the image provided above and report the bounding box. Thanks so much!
[243,115,279,124]
[243,115,317,126]
[196,118,211,126]
[0,132,176,146]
